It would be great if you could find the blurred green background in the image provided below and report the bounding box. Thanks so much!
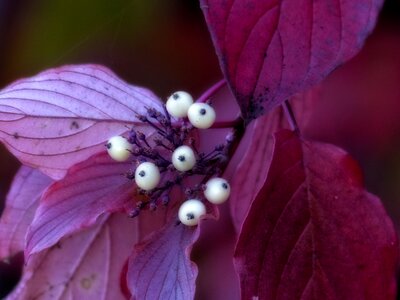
[0,0,399,299]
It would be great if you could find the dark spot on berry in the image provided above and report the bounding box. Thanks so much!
[178,155,186,162]
[199,108,207,115]
[186,213,195,220]
[139,170,146,177]
[172,93,179,100]
[13,132,19,139]
[222,183,228,189]
[105,143,112,149]
[70,121,79,129]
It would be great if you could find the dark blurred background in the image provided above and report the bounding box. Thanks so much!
[0,0,399,299]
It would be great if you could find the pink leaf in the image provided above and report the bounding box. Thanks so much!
[234,130,398,299]
[0,64,162,179]
[200,0,383,119]
[0,166,52,259]
[7,214,136,300]
[25,152,137,256]
[230,90,317,231]
[128,218,200,300]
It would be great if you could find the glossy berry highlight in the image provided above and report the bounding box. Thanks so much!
[187,103,216,129]
[106,136,133,162]
[178,199,206,226]
[172,145,196,172]
[166,91,194,118]
[204,177,230,204]
[134,162,160,191]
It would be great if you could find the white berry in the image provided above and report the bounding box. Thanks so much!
[166,91,194,118]
[106,136,133,162]
[204,177,231,204]
[187,103,216,129]
[178,199,206,226]
[172,145,196,172]
[134,162,160,191]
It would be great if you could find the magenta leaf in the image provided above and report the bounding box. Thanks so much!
[128,218,200,300]
[7,214,136,300]
[234,130,398,299]
[0,166,52,260]
[25,152,138,257]
[200,0,383,119]
[230,90,317,231]
[0,64,162,179]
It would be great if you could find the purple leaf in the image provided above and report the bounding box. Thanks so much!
[128,218,200,300]
[0,166,52,260]
[200,0,383,119]
[0,64,162,179]
[230,90,317,231]
[234,130,398,299]
[7,214,136,300]
[25,152,140,257]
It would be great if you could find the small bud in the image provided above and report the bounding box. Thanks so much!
[128,131,137,144]
[154,138,163,146]
[129,208,140,218]
[215,144,225,151]
[126,171,135,180]
[132,147,142,155]
[137,114,147,122]
[136,201,145,209]
[137,131,146,141]
[161,194,170,205]
[149,202,157,211]
[226,133,234,143]
[185,188,193,196]
[147,108,160,119]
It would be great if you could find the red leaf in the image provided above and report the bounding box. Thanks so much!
[200,0,383,119]
[230,90,317,231]
[7,214,136,300]
[25,152,138,257]
[234,130,398,299]
[0,64,162,179]
[127,218,200,300]
[0,166,52,260]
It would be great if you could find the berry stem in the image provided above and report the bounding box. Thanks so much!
[197,79,227,103]
[211,115,243,129]
[283,100,300,134]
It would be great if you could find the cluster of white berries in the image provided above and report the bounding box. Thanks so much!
[106,91,230,226]
[178,177,231,226]
[166,91,216,129]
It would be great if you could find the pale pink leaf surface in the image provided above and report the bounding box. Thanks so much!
[0,166,52,259]
[0,64,163,179]
[25,152,138,256]
[200,0,383,119]
[128,218,200,300]
[7,214,137,300]
[234,130,398,299]
[230,90,317,231]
